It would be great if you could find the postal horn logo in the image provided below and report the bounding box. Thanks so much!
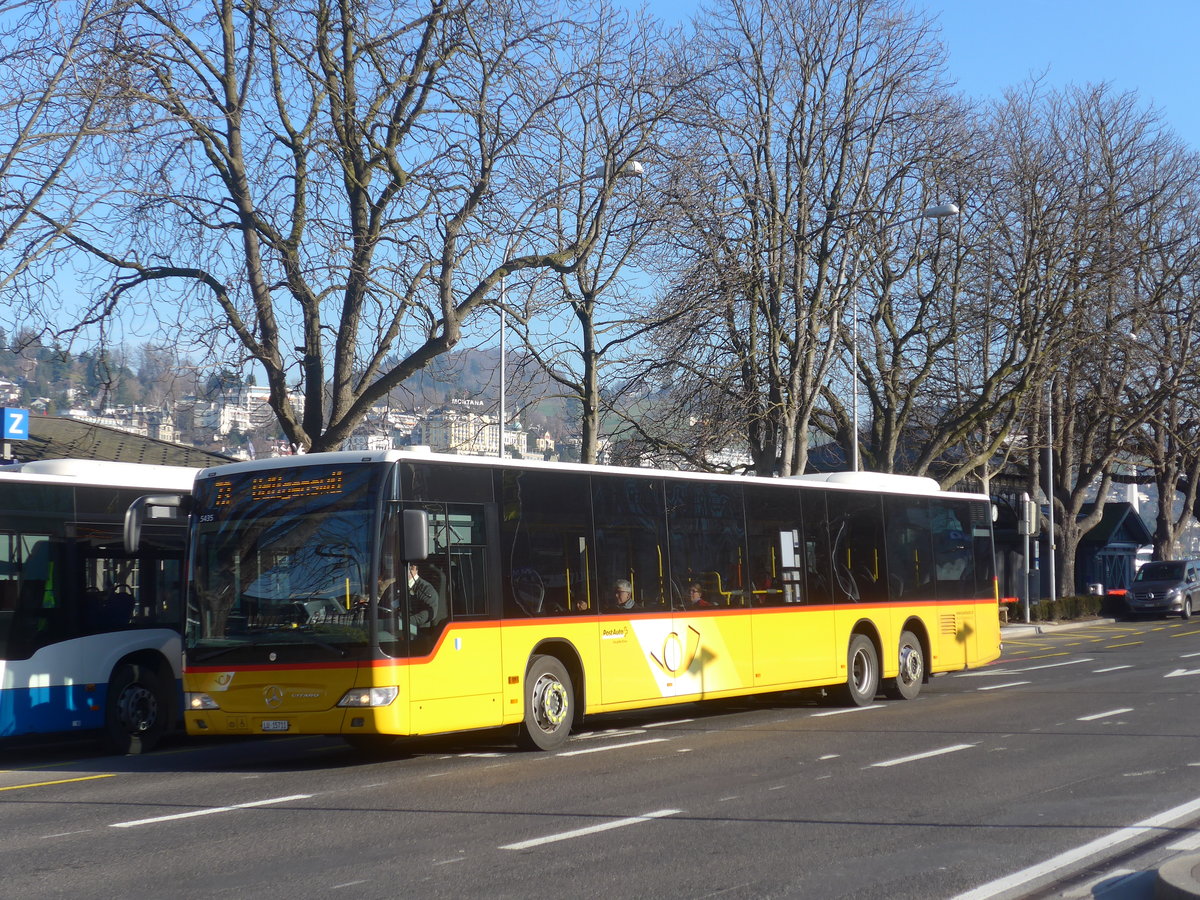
[263,685,284,708]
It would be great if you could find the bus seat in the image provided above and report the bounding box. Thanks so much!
[102,589,136,627]
[0,580,18,611]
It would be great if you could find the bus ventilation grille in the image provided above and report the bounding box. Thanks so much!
[939,615,958,636]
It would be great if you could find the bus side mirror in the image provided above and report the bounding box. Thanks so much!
[402,508,429,561]
[124,494,186,554]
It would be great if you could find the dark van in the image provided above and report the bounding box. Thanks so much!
[1127,559,1200,620]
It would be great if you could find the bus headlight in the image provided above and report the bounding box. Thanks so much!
[186,692,220,710]
[337,687,399,708]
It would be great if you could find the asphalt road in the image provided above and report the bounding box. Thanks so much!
[4,619,1200,900]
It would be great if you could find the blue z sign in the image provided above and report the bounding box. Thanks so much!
[3,408,29,440]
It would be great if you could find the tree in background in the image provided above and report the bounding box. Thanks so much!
[643,0,954,476]
[0,0,121,340]
[499,3,689,464]
[10,0,651,451]
[1011,85,1198,593]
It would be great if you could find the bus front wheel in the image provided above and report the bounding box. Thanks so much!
[884,630,924,701]
[518,655,573,751]
[104,663,168,755]
[837,634,879,707]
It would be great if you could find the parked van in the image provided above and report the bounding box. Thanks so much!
[1127,559,1200,619]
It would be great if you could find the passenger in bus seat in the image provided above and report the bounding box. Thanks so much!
[688,582,715,608]
[607,579,637,612]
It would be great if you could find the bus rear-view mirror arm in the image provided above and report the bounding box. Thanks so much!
[124,494,187,554]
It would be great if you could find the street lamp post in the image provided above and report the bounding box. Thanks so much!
[849,202,959,472]
[497,160,645,457]
[1046,375,1056,606]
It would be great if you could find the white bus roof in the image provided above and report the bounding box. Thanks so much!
[0,458,199,492]
[196,449,986,501]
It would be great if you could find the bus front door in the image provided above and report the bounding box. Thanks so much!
[405,503,505,734]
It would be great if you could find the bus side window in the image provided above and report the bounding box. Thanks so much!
[744,484,806,607]
[500,470,594,616]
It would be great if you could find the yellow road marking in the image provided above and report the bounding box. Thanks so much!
[1104,641,1144,648]
[0,774,115,792]
[1173,630,1200,637]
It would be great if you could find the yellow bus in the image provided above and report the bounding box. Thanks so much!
[166,450,999,751]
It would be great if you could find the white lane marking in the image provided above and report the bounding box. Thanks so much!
[1167,831,1200,852]
[572,729,648,742]
[1181,651,1200,658]
[1094,665,1132,673]
[110,794,312,828]
[556,738,668,757]
[960,658,1093,677]
[819,754,840,760]
[978,681,1030,691]
[643,719,694,728]
[810,704,885,718]
[870,744,975,768]
[1077,708,1133,722]
[500,809,681,850]
[1165,668,1200,678]
[949,795,1200,900]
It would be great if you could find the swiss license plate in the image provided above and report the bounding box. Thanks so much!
[261,719,290,732]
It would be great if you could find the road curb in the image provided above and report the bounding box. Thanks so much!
[1001,617,1118,638]
[1156,853,1200,899]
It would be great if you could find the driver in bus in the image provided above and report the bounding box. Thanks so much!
[406,563,441,633]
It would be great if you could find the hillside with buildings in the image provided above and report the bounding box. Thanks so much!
[0,339,582,462]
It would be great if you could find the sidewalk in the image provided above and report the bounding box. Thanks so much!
[997,615,1200,899]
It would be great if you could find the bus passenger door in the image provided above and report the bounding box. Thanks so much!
[407,503,504,733]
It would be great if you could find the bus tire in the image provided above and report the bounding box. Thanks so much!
[518,655,573,751]
[885,630,924,701]
[104,663,167,755]
[837,634,879,707]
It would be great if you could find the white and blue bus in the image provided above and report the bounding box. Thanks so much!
[0,459,195,753]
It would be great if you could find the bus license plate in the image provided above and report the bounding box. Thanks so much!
[261,720,290,732]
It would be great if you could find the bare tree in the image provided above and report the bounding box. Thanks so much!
[18,0,648,450]
[1127,186,1200,561]
[852,98,1061,488]
[645,0,955,476]
[496,2,687,463]
[1015,85,1195,594]
[0,0,120,339]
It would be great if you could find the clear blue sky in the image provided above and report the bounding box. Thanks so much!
[929,0,1200,148]
[647,0,1200,149]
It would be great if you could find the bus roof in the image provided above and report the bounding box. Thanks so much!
[196,449,987,501]
[0,458,199,492]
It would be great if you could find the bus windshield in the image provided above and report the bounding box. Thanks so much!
[187,462,383,664]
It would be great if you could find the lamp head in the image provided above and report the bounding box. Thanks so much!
[921,202,959,219]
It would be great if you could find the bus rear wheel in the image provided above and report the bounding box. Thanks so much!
[884,630,924,701]
[837,634,879,707]
[518,655,573,751]
[104,663,168,755]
